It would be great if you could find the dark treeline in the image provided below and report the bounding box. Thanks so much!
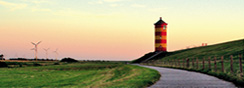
[9,58,56,61]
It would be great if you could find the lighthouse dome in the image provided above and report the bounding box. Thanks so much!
[154,17,167,25]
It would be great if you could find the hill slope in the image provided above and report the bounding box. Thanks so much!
[142,39,244,62]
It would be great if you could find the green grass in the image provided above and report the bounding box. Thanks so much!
[0,62,160,88]
[158,39,244,61]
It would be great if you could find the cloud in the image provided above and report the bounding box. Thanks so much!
[109,4,122,7]
[31,8,51,12]
[89,0,124,7]
[89,0,123,5]
[148,8,167,12]
[18,0,53,13]
[52,8,91,17]
[30,0,50,4]
[131,4,145,8]
[0,0,27,11]
[88,0,103,5]
[21,0,51,4]
[103,0,122,3]
[51,8,125,19]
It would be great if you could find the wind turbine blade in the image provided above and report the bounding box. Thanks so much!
[55,51,59,55]
[31,42,36,45]
[36,41,42,45]
[43,48,50,51]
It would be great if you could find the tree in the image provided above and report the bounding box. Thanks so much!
[0,54,3,58]
[60,57,78,63]
[0,54,5,60]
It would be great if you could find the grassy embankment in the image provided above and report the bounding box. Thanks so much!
[141,39,244,86]
[0,62,160,88]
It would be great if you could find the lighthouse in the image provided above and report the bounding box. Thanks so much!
[154,17,168,52]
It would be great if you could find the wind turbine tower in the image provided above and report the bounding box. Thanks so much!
[43,48,50,59]
[30,48,35,59]
[54,48,58,61]
[31,41,41,61]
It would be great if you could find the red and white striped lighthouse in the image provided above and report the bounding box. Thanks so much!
[154,17,168,52]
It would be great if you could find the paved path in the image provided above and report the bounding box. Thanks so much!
[136,64,236,88]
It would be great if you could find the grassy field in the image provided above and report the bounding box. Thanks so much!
[139,39,244,86]
[0,62,160,88]
[2,61,59,68]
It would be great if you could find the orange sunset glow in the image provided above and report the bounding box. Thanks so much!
[0,0,244,60]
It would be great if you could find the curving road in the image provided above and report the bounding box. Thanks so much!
[137,64,236,88]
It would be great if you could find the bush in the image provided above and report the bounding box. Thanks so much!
[54,62,60,65]
[0,62,8,67]
[33,63,42,66]
[60,57,78,63]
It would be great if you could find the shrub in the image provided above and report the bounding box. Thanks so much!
[60,57,78,63]
[54,62,60,65]
[33,63,42,66]
[0,62,8,67]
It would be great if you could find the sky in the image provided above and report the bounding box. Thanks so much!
[0,0,244,61]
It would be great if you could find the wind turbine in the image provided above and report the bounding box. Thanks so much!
[31,41,41,61]
[30,48,35,60]
[43,48,50,59]
[53,48,58,61]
